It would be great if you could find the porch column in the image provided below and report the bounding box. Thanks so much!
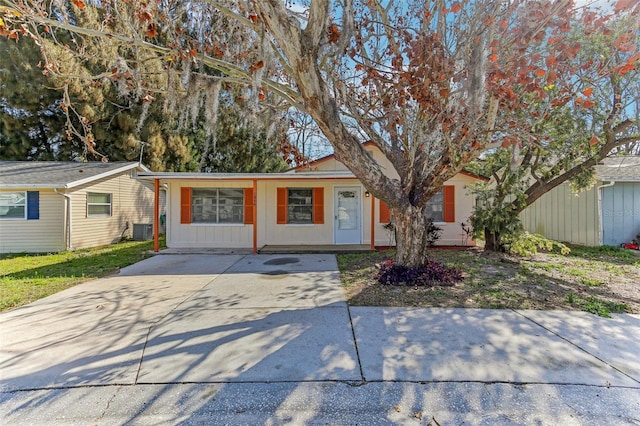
[154,178,160,253]
[370,194,375,250]
[253,179,258,254]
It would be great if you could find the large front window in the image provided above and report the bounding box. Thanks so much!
[426,189,444,222]
[287,188,313,224]
[192,188,244,223]
[87,193,112,216]
[0,192,26,219]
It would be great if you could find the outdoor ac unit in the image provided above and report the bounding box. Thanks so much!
[132,223,153,241]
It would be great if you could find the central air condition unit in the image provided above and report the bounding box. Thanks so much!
[132,223,153,241]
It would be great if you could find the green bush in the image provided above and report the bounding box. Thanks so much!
[504,232,570,257]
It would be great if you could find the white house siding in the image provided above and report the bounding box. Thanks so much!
[166,180,253,249]
[306,148,478,247]
[259,179,366,246]
[69,172,155,249]
[520,183,600,246]
[437,174,478,246]
[0,189,65,253]
[601,182,640,246]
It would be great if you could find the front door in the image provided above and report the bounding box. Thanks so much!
[334,187,361,244]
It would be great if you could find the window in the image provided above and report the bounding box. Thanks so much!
[0,192,26,219]
[277,187,324,225]
[192,188,244,223]
[287,188,313,224]
[87,192,112,216]
[426,190,444,222]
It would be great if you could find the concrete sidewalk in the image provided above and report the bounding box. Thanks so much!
[1,254,639,425]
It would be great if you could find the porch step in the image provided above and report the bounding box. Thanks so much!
[259,244,374,254]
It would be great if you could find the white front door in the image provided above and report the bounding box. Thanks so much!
[334,187,361,244]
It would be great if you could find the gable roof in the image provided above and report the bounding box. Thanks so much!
[293,141,489,181]
[595,156,640,182]
[0,161,148,189]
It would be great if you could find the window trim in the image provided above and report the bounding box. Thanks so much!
[0,191,27,220]
[277,187,324,225]
[87,192,112,217]
[191,187,245,224]
[286,187,315,225]
[425,189,445,223]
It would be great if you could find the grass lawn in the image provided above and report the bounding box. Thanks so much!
[3,239,638,318]
[0,239,162,312]
[338,245,640,317]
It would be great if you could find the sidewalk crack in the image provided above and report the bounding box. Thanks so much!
[346,305,366,384]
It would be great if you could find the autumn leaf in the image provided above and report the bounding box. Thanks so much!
[451,3,462,13]
[615,0,637,12]
[145,23,158,38]
[213,43,225,58]
[138,11,153,22]
[489,54,498,62]
[327,24,341,44]
[248,14,259,24]
[581,88,593,97]
[248,60,264,73]
[582,99,595,109]
[72,0,86,9]
[534,69,546,77]
[589,135,599,146]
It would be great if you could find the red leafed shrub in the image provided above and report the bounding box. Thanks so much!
[376,259,463,286]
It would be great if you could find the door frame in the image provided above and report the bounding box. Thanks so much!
[333,185,363,244]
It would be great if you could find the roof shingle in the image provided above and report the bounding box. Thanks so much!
[0,161,143,188]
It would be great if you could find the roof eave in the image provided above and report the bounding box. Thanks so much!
[65,163,144,188]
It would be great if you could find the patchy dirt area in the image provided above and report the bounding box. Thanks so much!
[338,246,640,316]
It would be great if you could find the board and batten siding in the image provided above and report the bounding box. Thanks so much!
[166,181,253,249]
[0,189,66,253]
[69,172,155,250]
[520,182,600,246]
[601,182,640,246]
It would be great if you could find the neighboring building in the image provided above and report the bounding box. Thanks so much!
[137,144,487,252]
[0,161,158,253]
[520,156,640,247]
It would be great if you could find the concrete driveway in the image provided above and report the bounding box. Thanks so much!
[1,253,639,424]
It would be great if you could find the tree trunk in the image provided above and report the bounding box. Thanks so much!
[483,227,508,252]
[484,227,498,252]
[392,205,431,267]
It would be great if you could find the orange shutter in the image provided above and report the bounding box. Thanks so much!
[277,187,287,224]
[180,187,192,224]
[313,187,324,224]
[379,200,391,223]
[443,185,455,222]
[244,188,254,225]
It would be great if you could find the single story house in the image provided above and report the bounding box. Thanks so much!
[520,156,640,247]
[0,161,160,253]
[137,144,488,252]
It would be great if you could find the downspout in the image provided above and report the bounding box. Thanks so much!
[597,181,615,246]
[54,188,73,251]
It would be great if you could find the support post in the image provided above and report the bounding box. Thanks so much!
[253,179,258,254]
[370,195,375,250]
[154,178,160,253]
